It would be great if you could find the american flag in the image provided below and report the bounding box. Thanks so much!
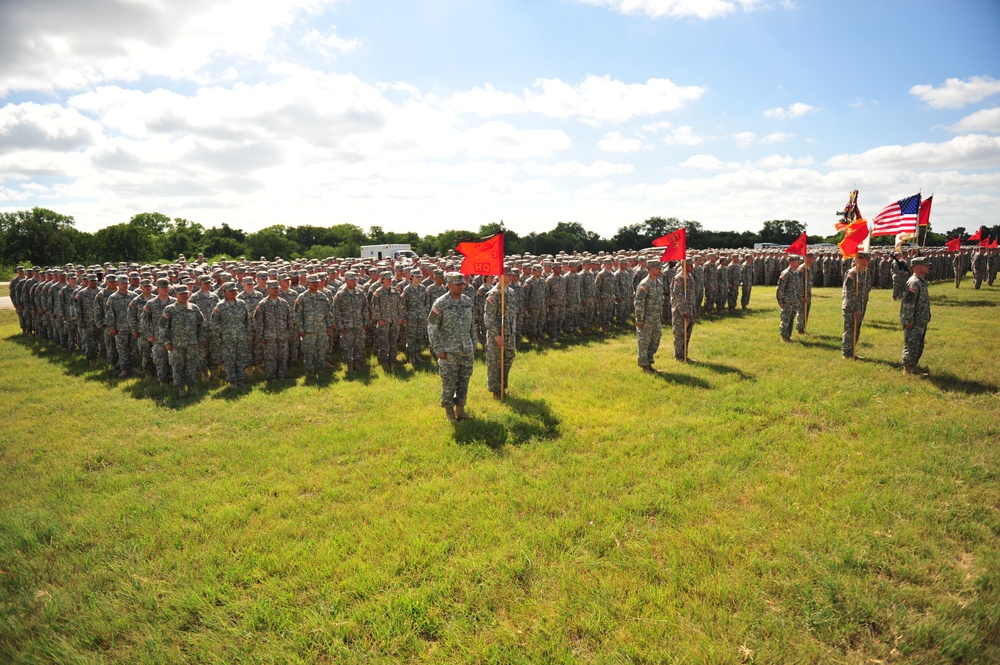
[871,194,921,237]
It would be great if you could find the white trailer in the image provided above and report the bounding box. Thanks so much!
[359,244,417,261]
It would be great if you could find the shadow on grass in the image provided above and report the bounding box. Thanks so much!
[650,368,711,389]
[932,295,997,308]
[695,361,755,381]
[927,371,998,395]
[865,319,901,331]
[453,395,560,451]
[519,331,617,356]
[796,336,843,352]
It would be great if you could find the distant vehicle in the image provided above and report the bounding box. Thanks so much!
[753,242,784,250]
[360,244,417,261]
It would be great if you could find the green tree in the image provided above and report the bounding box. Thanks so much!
[246,225,297,260]
[93,223,155,262]
[0,208,76,265]
[202,224,248,259]
[759,220,805,245]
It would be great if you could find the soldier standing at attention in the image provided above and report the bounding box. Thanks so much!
[105,276,136,377]
[402,269,427,365]
[841,252,872,359]
[296,274,333,379]
[254,280,292,381]
[159,284,204,397]
[484,268,517,399]
[671,258,697,361]
[141,278,176,381]
[211,282,250,387]
[191,275,220,379]
[900,257,932,376]
[633,259,664,372]
[237,277,265,372]
[776,255,805,343]
[740,255,753,310]
[333,271,369,372]
[796,253,816,335]
[427,272,476,423]
[371,271,403,370]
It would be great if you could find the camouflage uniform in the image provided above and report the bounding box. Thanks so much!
[580,266,596,331]
[775,263,803,341]
[795,261,814,334]
[563,266,582,334]
[105,288,136,374]
[128,291,154,374]
[160,297,205,390]
[522,271,546,340]
[254,293,292,380]
[545,270,566,338]
[900,270,931,367]
[10,272,26,333]
[671,269,696,360]
[484,283,517,395]
[142,293,177,382]
[841,264,872,358]
[78,284,101,362]
[633,271,664,368]
[595,264,616,328]
[295,287,333,376]
[211,295,250,385]
[333,283,368,366]
[402,277,428,361]
[427,289,476,409]
[237,286,265,367]
[370,280,403,365]
[615,266,633,324]
[702,259,717,314]
[190,285,221,373]
[739,259,753,309]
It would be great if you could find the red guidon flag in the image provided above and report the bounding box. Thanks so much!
[918,195,933,227]
[456,233,504,276]
[652,228,687,262]
[785,232,807,256]
[968,227,983,241]
[838,221,869,258]
[945,237,961,252]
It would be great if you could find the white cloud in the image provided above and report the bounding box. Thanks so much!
[598,131,643,153]
[910,76,1000,109]
[463,121,571,159]
[0,102,100,151]
[524,75,704,124]
[679,154,738,170]
[448,85,528,116]
[575,0,789,20]
[951,108,1000,134]
[644,121,708,146]
[521,160,633,177]
[0,0,339,94]
[301,26,361,60]
[754,154,813,169]
[763,102,815,120]
[762,131,795,144]
[825,134,1000,170]
[732,131,756,148]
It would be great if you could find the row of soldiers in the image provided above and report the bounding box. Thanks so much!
[8,244,992,393]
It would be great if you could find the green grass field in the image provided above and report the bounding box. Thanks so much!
[1,283,998,663]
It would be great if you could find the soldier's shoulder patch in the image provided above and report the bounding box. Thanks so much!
[161,312,169,319]
[908,285,918,293]
[640,285,648,293]
[486,296,495,305]
[431,306,441,315]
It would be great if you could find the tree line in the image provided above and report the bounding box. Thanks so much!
[0,207,980,279]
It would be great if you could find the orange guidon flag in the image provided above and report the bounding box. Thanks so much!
[838,221,869,258]
[456,233,504,276]
[652,228,687,262]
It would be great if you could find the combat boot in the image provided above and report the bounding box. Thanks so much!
[903,364,915,375]
[445,406,457,423]
[455,404,468,420]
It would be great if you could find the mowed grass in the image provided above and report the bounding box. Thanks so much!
[1,283,998,664]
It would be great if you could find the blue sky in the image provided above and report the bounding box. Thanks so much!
[1,0,998,238]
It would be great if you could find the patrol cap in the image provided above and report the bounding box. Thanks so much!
[433,269,444,277]
[174,284,189,294]
[198,275,212,283]
[910,256,929,267]
[222,281,238,292]
[446,271,465,284]
[856,252,870,260]
[242,276,254,284]
[380,271,392,279]
[410,269,422,277]
[266,280,279,289]
[344,270,358,280]
[647,259,662,268]
[139,278,152,287]
[306,274,320,283]
[787,254,802,263]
